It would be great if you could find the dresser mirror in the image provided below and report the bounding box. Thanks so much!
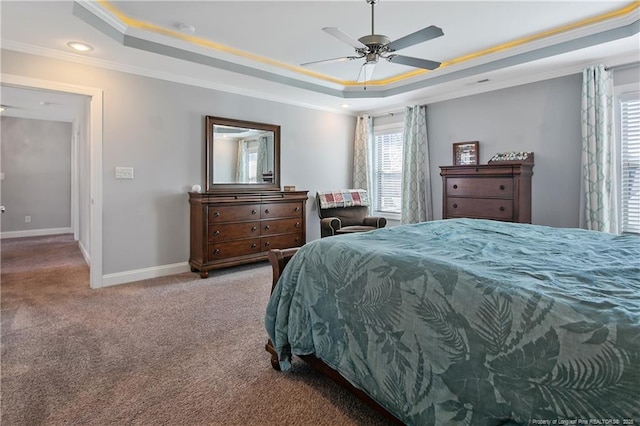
[205,115,281,192]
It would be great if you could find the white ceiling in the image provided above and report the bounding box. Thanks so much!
[1,0,639,117]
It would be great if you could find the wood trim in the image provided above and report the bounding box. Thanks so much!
[189,191,307,278]
[267,247,298,292]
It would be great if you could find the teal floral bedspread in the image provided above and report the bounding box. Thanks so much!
[265,219,640,425]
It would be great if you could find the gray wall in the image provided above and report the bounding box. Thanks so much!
[4,47,635,280]
[614,65,640,86]
[1,116,72,232]
[1,49,355,275]
[426,66,640,228]
[427,74,583,227]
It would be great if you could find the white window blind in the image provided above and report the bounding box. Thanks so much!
[620,92,640,235]
[373,130,403,214]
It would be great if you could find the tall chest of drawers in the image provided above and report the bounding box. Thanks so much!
[440,163,534,223]
[189,191,308,278]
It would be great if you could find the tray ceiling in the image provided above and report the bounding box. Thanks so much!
[1,1,638,113]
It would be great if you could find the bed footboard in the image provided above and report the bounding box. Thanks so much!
[267,248,299,292]
[264,248,403,424]
[265,248,299,371]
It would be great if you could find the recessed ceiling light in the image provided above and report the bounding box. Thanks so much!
[67,41,93,52]
[341,103,350,108]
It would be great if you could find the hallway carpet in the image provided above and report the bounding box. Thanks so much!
[1,234,390,425]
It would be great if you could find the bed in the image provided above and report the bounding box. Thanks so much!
[265,218,640,425]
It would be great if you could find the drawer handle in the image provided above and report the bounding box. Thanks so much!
[213,211,220,217]
[213,230,220,236]
[499,206,505,212]
[295,237,300,242]
[252,209,257,215]
[265,225,270,230]
[500,185,505,190]
[213,249,220,255]
[295,222,300,228]
[251,243,257,249]
[265,241,271,247]
[264,209,270,214]
[453,203,458,209]
[251,226,257,232]
[453,184,458,189]
[294,207,300,212]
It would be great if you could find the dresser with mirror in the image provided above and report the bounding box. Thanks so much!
[189,116,307,278]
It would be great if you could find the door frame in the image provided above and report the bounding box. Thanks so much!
[1,74,104,288]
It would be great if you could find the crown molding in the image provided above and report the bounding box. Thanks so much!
[78,0,639,91]
[0,41,355,116]
[367,52,640,115]
[3,39,638,118]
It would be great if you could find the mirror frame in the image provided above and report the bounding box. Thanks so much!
[205,115,281,192]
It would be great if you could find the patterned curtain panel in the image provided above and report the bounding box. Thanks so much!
[401,105,433,224]
[256,135,268,176]
[581,65,618,233]
[235,140,248,182]
[352,114,373,213]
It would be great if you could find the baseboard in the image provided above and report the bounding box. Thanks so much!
[98,261,192,288]
[78,240,91,267]
[0,227,73,239]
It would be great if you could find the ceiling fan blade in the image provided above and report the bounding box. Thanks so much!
[386,25,444,52]
[301,56,360,67]
[357,62,376,83]
[387,55,441,70]
[323,27,368,49]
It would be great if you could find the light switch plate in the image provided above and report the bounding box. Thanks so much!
[115,167,134,179]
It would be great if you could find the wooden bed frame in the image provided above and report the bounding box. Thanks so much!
[265,248,403,425]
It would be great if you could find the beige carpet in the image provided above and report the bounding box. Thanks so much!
[1,234,391,425]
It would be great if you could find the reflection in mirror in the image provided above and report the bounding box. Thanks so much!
[205,116,280,192]
[212,125,275,184]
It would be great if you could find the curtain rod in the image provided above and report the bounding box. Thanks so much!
[371,109,404,118]
[605,61,640,71]
[372,105,427,119]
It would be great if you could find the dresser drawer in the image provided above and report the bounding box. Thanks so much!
[261,233,304,251]
[208,204,260,223]
[446,197,513,220]
[261,202,303,219]
[261,218,303,236]
[208,221,260,242]
[208,239,260,259]
[446,178,513,198]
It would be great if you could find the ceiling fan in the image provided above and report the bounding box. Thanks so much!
[302,0,444,82]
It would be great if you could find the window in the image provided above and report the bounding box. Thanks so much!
[373,125,403,216]
[620,92,640,234]
[243,140,259,183]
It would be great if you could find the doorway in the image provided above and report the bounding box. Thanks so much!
[0,74,103,288]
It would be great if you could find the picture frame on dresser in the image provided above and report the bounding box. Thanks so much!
[453,141,479,166]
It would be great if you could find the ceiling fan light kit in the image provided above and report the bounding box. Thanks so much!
[303,0,444,83]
